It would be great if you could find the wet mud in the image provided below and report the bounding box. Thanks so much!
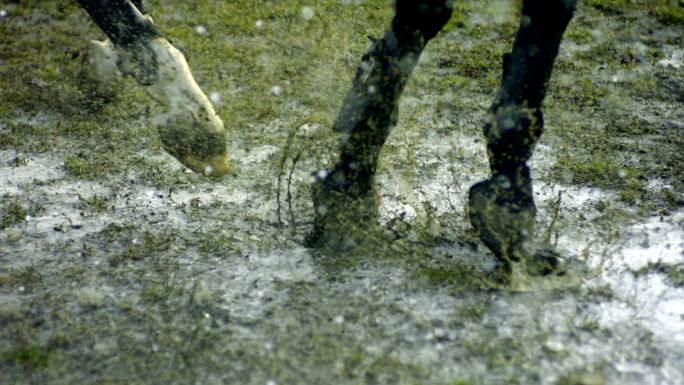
[1,1,683,384]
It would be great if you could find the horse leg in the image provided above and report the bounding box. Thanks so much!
[77,0,229,176]
[307,0,453,246]
[467,0,576,284]
[130,0,144,12]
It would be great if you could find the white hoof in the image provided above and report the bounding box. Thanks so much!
[144,37,229,176]
[88,37,230,176]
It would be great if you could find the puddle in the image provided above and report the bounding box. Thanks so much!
[0,151,66,195]
[658,48,683,69]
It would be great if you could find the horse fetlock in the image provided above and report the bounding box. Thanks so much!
[485,105,542,146]
[485,105,543,167]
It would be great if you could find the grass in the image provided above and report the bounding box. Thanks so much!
[584,0,684,25]
[635,262,684,287]
[654,4,684,25]
[541,0,683,216]
[1,201,28,229]
[1,1,683,384]
[584,0,632,12]
[416,265,489,289]
[107,230,177,267]
[2,346,51,369]
[77,193,112,212]
[148,0,395,135]
[0,266,42,289]
[564,24,594,44]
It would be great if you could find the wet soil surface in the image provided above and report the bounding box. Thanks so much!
[1,1,683,384]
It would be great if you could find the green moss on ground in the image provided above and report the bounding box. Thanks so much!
[586,0,684,25]
[0,201,28,229]
[0,1,682,384]
[2,346,51,369]
[636,262,684,287]
[654,4,684,25]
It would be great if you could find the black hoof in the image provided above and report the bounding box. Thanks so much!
[468,175,536,263]
[468,176,587,288]
[305,177,380,250]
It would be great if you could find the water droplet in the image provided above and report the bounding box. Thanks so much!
[209,91,221,104]
[300,7,315,21]
[271,85,282,96]
[317,205,328,215]
[499,176,511,189]
[195,25,207,35]
[501,118,515,130]
[521,15,531,27]
[255,19,264,29]
[561,170,574,184]
[360,60,371,72]
[0,10,7,18]
[333,315,344,324]
[316,169,328,179]
[18,286,25,292]
[204,165,214,175]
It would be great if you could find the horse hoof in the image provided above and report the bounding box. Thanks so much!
[143,37,229,176]
[468,176,587,290]
[180,153,230,177]
[305,177,380,249]
[88,37,230,176]
[467,175,536,263]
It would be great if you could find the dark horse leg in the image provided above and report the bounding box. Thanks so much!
[468,0,576,284]
[310,0,577,285]
[306,0,454,246]
[77,0,156,53]
[77,0,230,176]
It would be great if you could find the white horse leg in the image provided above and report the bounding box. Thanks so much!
[88,39,121,82]
[79,0,229,176]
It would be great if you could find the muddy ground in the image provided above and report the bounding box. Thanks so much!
[1,1,683,384]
